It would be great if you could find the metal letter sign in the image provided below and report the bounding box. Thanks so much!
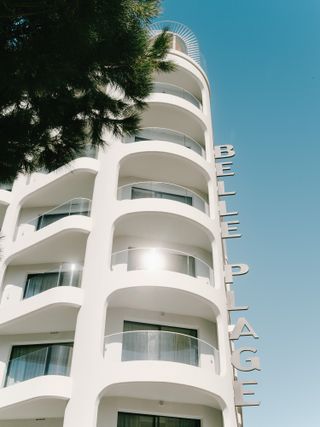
[215,145,261,408]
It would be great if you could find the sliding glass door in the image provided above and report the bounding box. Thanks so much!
[122,321,198,366]
[5,343,73,386]
[24,269,81,298]
[131,186,192,206]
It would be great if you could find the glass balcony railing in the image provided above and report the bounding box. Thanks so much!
[117,181,209,214]
[118,181,209,214]
[104,330,219,372]
[125,127,205,157]
[111,247,213,284]
[23,263,83,299]
[151,82,202,109]
[25,198,91,231]
[5,343,73,386]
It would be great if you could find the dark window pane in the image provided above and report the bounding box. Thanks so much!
[5,343,73,386]
[118,413,200,427]
[24,272,60,298]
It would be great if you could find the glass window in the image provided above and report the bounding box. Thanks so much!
[37,213,67,229]
[127,248,195,277]
[5,343,73,386]
[131,187,192,206]
[122,321,198,365]
[24,270,81,298]
[118,412,200,427]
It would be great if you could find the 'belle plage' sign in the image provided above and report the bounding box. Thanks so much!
[216,145,261,408]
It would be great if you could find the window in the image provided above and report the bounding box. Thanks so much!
[122,321,198,366]
[127,248,195,277]
[24,269,82,298]
[118,412,200,427]
[5,343,73,386]
[131,187,192,206]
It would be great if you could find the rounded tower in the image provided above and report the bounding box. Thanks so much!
[0,21,242,427]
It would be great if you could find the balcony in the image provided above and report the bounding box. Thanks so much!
[17,198,91,239]
[152,82,202,109]
[5,343,73,387]
[104,330,219,373]
[35,198,91,230]
[111,247,213,284]
[125,127,205,157]
[117,181,209,214]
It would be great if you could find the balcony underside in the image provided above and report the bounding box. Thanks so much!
[114,211,213,253]
[100,378,224,409]
[0,376,71,420]
[0,287,82,334]
[23,158,98,207]
[106,278,220,319]
[119,151,208,195]
[8,219,90,265]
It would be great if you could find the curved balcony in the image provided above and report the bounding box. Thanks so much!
[111,247,213,285]
[17,197,91,239]
[0,286,83,334]
[104,330,219,374]
[152,82,202,109]
[6,216,91,266]
[0,375,71,419]
[118,181,209,214]
[125,127,205,157]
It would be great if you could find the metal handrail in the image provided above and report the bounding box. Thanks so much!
[104,330,219,370]
[26,197,91,229]
[130,127,205,157]
[152,81,202,109]
[117,181,209,214]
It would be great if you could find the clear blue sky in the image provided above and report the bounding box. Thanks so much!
[161,1,320,426]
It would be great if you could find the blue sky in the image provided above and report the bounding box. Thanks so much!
[161,1,320,426]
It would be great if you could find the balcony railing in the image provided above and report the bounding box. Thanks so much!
[23,263,83,299]
[152,82,202,109]
[111,247,213,284]
[124,127,205,157]
[105,330,219,373]
[5,344,73,386]
[117,181,209,214]
[26,198,91,232]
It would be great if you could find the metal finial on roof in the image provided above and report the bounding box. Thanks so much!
[149,20,201,66]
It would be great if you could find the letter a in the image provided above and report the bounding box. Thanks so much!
[230,317,259,340]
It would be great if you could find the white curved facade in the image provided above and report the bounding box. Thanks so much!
[0,24,241,427]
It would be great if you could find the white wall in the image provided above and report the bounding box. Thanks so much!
[0,419,63,427]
